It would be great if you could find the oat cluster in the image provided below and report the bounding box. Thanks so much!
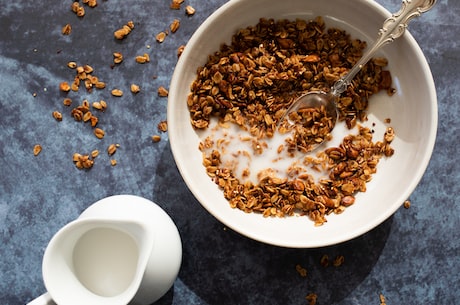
[189,17,396,225]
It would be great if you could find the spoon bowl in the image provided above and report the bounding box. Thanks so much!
[281,0,436,150]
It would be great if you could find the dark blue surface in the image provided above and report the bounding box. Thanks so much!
[0,0,458,304]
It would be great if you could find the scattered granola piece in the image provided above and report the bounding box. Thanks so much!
[158,86,169,97]
[94,128,105,139]
[111,88,123,96]
[320,254,329,267]
[185,5,196,16]
[73,153,94,169]
[177,45,185,58]
[59,81,70,92]
[170,19,180,33]
[114,21,134,40]
[130,84,140,93]
[91,149,99,158]
[379,293,387,305]
[404,200,411,209]
[295,264,307,277]
[157,120,168,132]
[305,293,317,305]
[33,144,42,156]
[113,52,123,64]
[156,31,167,43]
[152,135,161,142]
[52,111,63,121]
[135,53,150,64]
[107,143,118,156]
[61,24,72,35]
[332,255,345,267]
[170,0,184,10]
[110,159,117,166]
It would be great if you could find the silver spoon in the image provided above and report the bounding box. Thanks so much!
[280,0,436,147]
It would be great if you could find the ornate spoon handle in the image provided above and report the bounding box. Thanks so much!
[332,0,437,95]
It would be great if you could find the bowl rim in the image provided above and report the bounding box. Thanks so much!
[168,0,438,248]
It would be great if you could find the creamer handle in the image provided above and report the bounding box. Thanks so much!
[26,292,55,305]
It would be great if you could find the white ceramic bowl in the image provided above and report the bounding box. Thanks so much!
[168,0,437,248]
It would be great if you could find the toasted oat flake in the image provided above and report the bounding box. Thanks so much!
[110,159,117,166]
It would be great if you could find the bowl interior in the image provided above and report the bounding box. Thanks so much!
[168,0,437,248]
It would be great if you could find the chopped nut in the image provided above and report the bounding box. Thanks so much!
[130,84,140,93]
[157,86,169,97]
[151,135,161,142]
[94,128,105,139]
[52,111,63,121]
[107,143,118,156]
[157,120,168,132]
[62,24,72,35]
[156,31,167,43]
[33,144,42,156]
[111,89,123,97]
[185,5,195,16]
[170,19,180,33]
[110,159,117,166]
[177,45,185,58]
[59,81,70,92]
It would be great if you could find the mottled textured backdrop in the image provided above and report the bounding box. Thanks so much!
[0,0,458,304]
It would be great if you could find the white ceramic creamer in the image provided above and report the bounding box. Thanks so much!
[28,195,182,305]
